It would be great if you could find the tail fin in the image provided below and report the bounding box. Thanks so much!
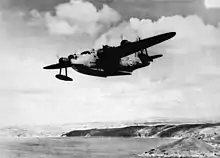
[136,48,163,63]
[136,48,149,63]
[135,48,148,57]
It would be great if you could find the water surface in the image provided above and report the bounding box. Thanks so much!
[0,137,176,158]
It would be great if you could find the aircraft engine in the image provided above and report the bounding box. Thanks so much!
[59,57,69,65]
[120,40,130,46]
[68,54,77,60]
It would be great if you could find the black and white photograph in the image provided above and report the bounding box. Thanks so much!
[0,0,220,157]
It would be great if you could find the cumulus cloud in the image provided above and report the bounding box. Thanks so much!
[205,0,220,8]
[41,0,121,37]
[94,15,220,53]
[92,14,220,120]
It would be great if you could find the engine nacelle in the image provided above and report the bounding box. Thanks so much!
[59,57,69,64]
[68,54,77,60]
[120,40,130,46]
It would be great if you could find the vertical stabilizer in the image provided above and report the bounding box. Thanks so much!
[136,48,150,63]
[136,49,162,63]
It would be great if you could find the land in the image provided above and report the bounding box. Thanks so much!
[62,122,220,140]
[61,122,220,157]
[0,121,220,157]
[139,137,220,158]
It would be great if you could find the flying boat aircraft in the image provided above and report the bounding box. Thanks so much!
[43,32,176,81]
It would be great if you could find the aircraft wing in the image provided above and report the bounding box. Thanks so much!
[43,63,71,69]
[111,32,176,58]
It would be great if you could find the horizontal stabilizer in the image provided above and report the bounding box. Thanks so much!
[150,54,163,60]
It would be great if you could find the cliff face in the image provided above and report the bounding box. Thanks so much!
[62,123,220,140]
[1,122,220,142]
[62,126,146,137]
[62,123,220,157]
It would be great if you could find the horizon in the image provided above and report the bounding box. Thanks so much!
[1,116,220,128]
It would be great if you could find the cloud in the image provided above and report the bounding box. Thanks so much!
[205,0,220,8]
[0,0,69,12]
[100,0,220,25]
[92,14,220,120]
[131,15,220,54]
[94,15,220,53]
[1,0,220,126]
[0,9,138,126]
[39,0,121,37]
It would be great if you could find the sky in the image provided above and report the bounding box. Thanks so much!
[0,0,220,126]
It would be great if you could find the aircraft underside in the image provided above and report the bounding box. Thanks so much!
[72,61,148,77]
[72,66,130,77]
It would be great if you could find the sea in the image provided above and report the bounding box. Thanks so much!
[0,137,176,158]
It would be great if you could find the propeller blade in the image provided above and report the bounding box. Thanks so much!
[120,34,123,40]
[56,54,60,59]
[136,36,141,41]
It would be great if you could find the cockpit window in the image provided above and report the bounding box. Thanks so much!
[81,51,91,55]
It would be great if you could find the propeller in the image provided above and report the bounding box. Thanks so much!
[135,36,141,57]
[120,34,124,41]
[136,36,141,41]
[56,54,60,60]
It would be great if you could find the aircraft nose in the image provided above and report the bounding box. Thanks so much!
[70,58,77,63]
[70,57,82,64]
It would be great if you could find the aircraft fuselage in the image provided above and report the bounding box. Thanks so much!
[70,49,161,77]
